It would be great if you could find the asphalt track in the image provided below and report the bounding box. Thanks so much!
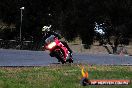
[0,49,132,66]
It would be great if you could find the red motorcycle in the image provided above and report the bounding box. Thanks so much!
[44,35,73,64]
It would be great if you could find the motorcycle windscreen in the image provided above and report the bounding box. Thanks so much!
[45,35,56,49]
[45,35,55,44]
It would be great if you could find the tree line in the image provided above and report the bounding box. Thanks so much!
[0,0,132,53]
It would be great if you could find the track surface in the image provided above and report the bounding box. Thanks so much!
[0,49,132,66]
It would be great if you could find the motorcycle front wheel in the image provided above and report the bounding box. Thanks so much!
[54,48,66,64]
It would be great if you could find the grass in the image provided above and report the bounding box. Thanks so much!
[0,64,132,88]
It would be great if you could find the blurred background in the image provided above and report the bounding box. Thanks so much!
[0,0,132,55]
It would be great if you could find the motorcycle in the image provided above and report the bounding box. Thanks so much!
[44,35,73,64]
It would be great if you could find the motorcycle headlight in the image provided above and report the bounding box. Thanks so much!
[47,42,56,49]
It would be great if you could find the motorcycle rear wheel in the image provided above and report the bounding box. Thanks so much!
[69,59,73,63]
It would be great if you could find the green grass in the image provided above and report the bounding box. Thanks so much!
[0,64,132,88]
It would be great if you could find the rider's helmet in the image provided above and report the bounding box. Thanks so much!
[42,25,52,32]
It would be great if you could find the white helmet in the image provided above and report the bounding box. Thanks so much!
[42,25,51,32]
